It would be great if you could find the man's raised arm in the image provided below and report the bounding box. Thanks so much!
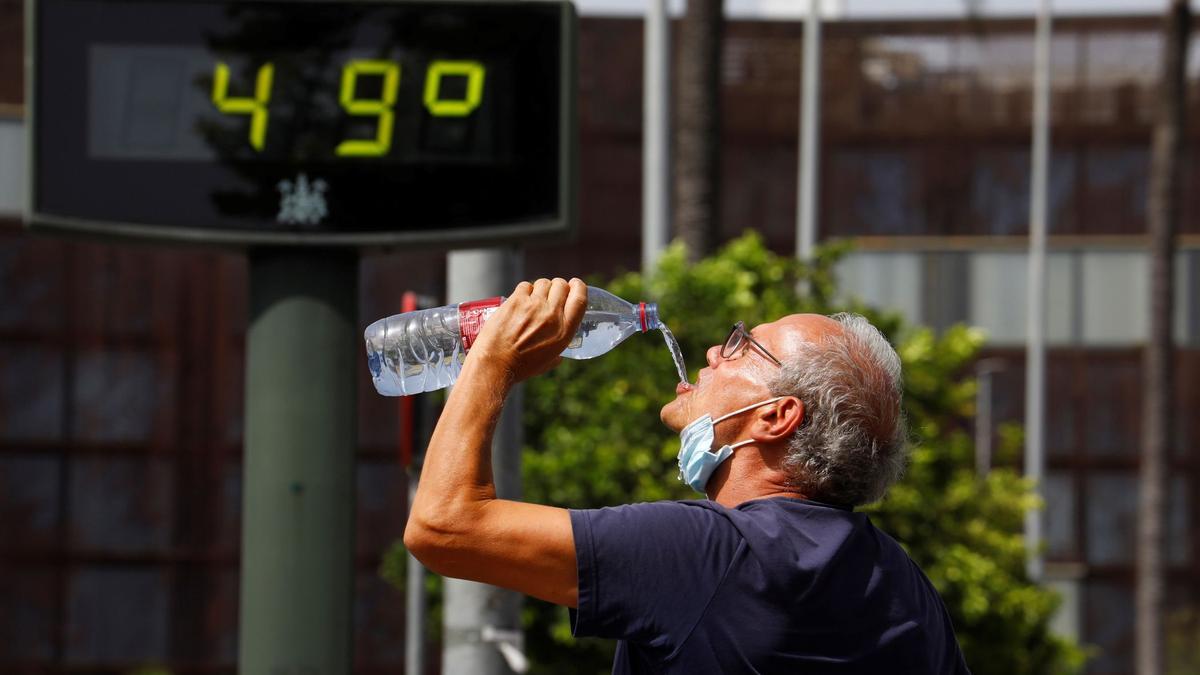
[402,277,588,608]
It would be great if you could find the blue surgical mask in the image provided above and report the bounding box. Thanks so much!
[677,397,784,495]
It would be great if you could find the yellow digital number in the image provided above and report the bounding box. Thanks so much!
[423,60,486,117]
[335,60,401,157]
[211,62,274,151]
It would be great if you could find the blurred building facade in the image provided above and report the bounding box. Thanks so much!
[1,5,1198,675]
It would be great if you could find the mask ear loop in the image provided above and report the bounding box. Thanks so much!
[711,396,784,426]
[710,397,785,455]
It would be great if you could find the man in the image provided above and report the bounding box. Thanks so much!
[404,277,971,674]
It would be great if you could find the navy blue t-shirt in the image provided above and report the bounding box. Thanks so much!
[569,497,971,674]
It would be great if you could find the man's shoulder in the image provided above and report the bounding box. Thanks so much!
[574,498,730,517]
[570,498,732,527]
[578,497,873,539]
[572,497,885,559]
[569,499,748,554]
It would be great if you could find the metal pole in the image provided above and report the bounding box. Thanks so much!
[642,0,671,278]
[398,293,429,675]
[239,249,358,675]
[796,0,822,262]
[1025,0,1052,583]
[977,370,992,477]
[406,467,428,675]
[442,248,527,675]
[975,358,1003,478]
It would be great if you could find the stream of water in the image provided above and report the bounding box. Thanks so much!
[658,324,689,384]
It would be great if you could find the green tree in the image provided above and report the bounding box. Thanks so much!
[384,232,1086,674]
[1166,607,1200,675]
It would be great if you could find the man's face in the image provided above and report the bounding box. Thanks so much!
[660,314,842,436]
[660,317,782,435]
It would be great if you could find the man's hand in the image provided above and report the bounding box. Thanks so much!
[470,277,589,385]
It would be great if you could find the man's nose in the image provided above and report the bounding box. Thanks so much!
[706,344,721,367]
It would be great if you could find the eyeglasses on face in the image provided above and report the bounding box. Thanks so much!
[720,321,783,367]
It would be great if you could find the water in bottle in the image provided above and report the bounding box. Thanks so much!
[364,287,686,396]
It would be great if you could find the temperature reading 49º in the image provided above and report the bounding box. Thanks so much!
[210,58,489,155]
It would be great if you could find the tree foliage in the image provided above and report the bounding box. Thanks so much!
[383,232,1086,674]
[1166,607,1200,675]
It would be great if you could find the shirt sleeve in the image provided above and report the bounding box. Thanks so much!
[569,500,744,647]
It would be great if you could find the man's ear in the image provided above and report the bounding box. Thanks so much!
[752,396,804,443]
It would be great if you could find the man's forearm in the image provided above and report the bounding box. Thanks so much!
[398,279,582,605]
[405,353,514,544]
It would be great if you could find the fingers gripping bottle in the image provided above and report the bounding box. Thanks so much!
[364,288,661,396]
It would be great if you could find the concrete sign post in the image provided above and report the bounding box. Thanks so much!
[240,250,359,675]
[442,248,528,675]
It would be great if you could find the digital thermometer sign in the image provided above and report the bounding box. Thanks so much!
[27,0,577,247]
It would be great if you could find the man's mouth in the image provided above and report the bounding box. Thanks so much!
[676,381,693,395]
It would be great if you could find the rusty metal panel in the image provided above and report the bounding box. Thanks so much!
[0,224,428,672]
[0,0,20,107]
[68,457,175,554]
[0,567,57,663]
[0,344,65,441]
[353,573,406,668]
[64,567,171,664]
[0,454,61,550]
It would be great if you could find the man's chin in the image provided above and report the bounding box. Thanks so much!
[660,396,687,433]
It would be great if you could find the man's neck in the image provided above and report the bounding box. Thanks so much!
[708,445,808,508]
[712,485,809,509]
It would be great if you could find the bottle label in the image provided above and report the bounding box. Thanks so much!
[459,297,504,351]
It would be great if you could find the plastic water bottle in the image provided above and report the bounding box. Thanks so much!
[364,287,661,396]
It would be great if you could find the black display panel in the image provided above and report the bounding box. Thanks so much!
[28,0,576,246]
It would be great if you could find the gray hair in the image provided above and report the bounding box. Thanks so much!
[767,313,908,507]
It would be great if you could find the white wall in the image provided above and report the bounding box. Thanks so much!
[0,119,25,217]
[837,248,1198,346]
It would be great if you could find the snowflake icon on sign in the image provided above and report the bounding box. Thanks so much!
[276,174,329,226]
